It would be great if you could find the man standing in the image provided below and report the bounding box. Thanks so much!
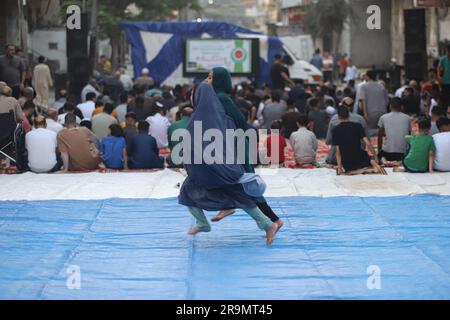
[359,70,389,136]
[99,70,124,105]
[33,56,53,108]
[438,43,450,114]
[310,49,323,72]
[0,44,25,99]
[322,51,334,83]
[339,54,349,83]
[134,68,154,91]
[270,54,294,92]
[16,47,31,87]
[344,59,359,84]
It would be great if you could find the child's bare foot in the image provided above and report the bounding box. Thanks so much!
[265,223,278,245]
[211,209,236,222]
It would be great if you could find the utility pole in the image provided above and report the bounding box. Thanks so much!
[89,0,99,74]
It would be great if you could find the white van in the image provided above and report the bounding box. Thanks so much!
[280,35,323,84]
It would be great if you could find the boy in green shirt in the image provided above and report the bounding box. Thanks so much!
[395,119,436,173]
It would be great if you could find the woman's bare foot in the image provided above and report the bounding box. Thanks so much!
[188,227,201,235]
[275,220,284,233]
[187,226,211,235]
[263,220,284,238]
[211,209,236,222]
[265,223,278,245]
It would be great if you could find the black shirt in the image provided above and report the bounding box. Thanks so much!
[270,63,286,90]
[281,112,302,139]
[332,121,371,171]
[0,55,24,87]
[308,109,329,139]
[402,95,420,116]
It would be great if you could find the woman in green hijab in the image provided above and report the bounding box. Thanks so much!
[208,67,284,231]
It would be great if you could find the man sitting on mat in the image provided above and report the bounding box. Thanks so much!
[333,105,385,175]
[377,97,411,167]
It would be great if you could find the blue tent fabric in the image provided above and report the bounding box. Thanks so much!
[1,195,450,299]
[118,21,284,85]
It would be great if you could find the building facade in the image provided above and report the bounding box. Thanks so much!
[0,0,28,51]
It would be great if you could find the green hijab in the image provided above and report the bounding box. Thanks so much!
[212,67,247,131]
[211,67,257,175]
[212,67,233,94]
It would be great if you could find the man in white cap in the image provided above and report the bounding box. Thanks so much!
[134,68,154,91]
[145,101,170,149]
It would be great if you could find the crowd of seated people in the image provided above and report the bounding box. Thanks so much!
[1,44,450,175]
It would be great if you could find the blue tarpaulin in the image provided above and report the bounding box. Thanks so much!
[1,195,450,300]
[119,21,284,85]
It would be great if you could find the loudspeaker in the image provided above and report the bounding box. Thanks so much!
[404,51,426,81]
[404,9,426,53]
[68,56,91,104]
[66,13,89,58]
[68,56,91,84]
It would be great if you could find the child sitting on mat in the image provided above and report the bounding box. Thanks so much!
[394,119,436,173]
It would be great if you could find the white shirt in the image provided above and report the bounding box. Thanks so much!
[433,132,450,172]
[45,118,63,134]
[353,80,367,114]
[395,85,407,98]
[77,100,96,120]
[146,113,170,148]
[25,128,57,173]
[345,66,359,82]
[58,113,82,126]
[322,56,334,72]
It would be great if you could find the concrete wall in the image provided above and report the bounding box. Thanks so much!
[0,0,25,49]
[439,13,450,42]
[29,29,67,73]
[349,0,392,67]
[390,0,441,65]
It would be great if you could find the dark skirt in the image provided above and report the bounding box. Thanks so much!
[178,176,256,212]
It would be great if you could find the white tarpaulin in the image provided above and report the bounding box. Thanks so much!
[1,169,449,201]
